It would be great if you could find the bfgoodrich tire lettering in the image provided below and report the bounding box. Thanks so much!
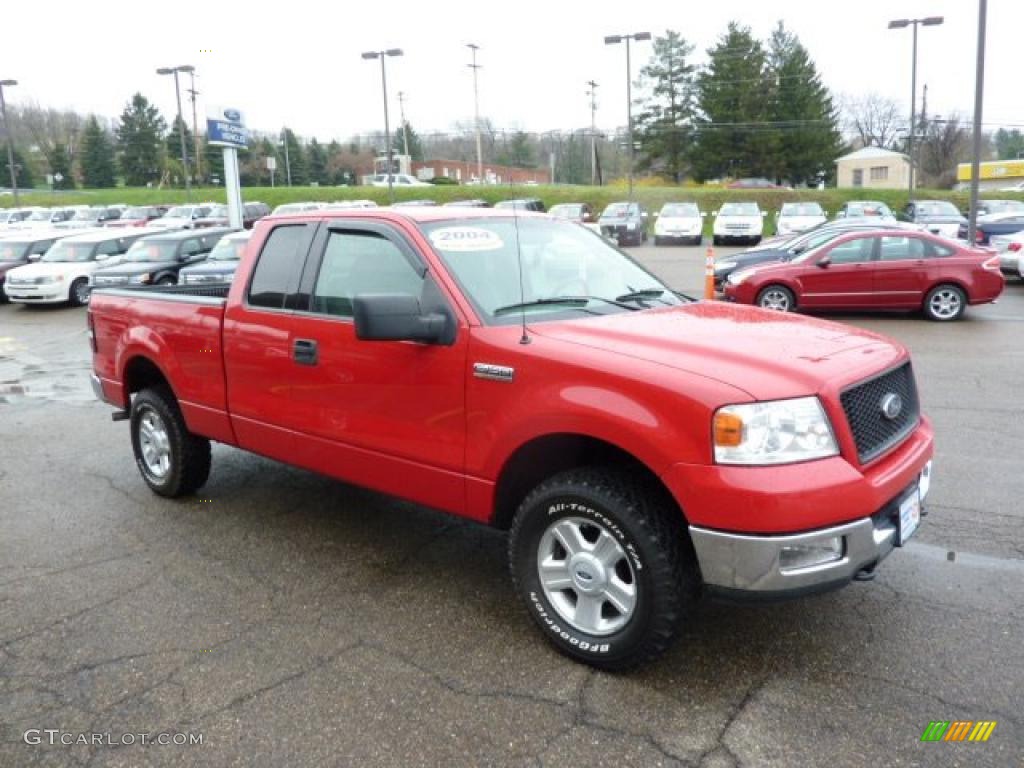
[509,467,698,670]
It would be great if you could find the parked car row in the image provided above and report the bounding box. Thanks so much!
[1,226,252,306]
[0,201,275,235]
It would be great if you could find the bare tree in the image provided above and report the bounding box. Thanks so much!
[12,101,86,169]
[918,114,971,189]
[840,93,907,150]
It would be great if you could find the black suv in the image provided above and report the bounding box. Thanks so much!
[91,228,234,287]
[598,201,648,246]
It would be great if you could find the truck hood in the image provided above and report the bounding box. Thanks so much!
[530,303,904,402]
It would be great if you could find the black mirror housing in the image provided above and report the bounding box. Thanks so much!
[817,256,832,268]
[353,294,454,345]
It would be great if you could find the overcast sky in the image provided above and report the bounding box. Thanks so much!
[4,0,1018,142]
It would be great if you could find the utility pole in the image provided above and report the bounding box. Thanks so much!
[398,91,410,158]
[186,70,201,184]
[467,43,483,184]
[281,129,292,187]
[586,80,599,186]
[156,66,194,201]
[0,79,19,207]
[967,0,988,244]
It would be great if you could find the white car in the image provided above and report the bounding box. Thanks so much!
[0,207,44,229]
[712,202,766,245]
[323,200,378,210]
[3,230,146,306]
[654,203,705,246]
[990,231,1024,279]
[369,173,432,188]
[271,202,323,215]
[11,207,79,230]
[775,202,827,236]
[145,204,214,230]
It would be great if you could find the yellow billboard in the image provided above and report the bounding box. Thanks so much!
[957,160,1024,181]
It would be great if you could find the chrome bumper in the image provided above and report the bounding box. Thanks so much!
[689,515,897,596]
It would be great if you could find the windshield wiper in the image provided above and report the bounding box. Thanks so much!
[493,295,637,316]
[615,288,668,303]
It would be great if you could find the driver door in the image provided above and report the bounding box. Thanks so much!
[798,234,878,308]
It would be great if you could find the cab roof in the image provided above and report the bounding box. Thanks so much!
[263,207,549,225]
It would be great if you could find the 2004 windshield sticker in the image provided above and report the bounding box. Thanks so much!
[429,227,504,252]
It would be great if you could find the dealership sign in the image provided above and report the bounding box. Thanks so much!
[207,106,248,149]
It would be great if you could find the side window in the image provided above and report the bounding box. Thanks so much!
[827,237,874,265]
[95,240,123,257]
[928,241,955,258]
[31,240,54,255]
[311,230,423,318]
[879,236,926,261]
[181,238,202,256]
[248,225,311,309]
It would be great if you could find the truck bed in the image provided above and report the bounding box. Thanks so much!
[90,283,231,303]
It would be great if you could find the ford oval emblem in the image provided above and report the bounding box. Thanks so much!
[880,393,903,421]
[223,108,241,122]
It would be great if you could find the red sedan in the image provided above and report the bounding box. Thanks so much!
[723,229,1004,321]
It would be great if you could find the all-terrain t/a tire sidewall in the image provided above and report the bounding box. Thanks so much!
[130,387,211,498]
[510,470,691,670]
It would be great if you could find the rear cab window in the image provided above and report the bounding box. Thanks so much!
[247,224,315,309]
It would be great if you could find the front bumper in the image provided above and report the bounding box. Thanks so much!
[3,282,67,302]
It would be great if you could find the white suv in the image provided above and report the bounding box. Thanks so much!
[712,202,766,245]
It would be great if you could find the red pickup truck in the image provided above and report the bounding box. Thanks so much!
[89,208,934,669]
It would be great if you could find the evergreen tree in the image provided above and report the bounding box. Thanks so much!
[117,93,166,186]
[308,138,328,185]
[79,116,117,188]
[765,22,843,185]
[393,120,424,161]
[5,148,35,189]
[49,143,74,189]
[281,128,308,185]
[165,115,194,183]
[634,30,696,182]
[994,128,1024,161]
[693,23,773,181]
[507,131,534,167]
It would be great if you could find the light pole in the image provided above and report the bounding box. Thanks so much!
[362,48,404,203]
[280,130,292,187]
[0,79,19,207]
[398,91,410,158]
[156,65,195,201]
[888,16,943,201]
[967,0,987,245]
[467,44,483,184]
[186,70,201,184]
[586,80,599,185]
[604,32,650,198]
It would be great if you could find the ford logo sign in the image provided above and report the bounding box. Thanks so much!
[223,108,241,122]
[880,393,903,421]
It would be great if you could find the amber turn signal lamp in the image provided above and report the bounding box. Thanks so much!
[713,412,744,447]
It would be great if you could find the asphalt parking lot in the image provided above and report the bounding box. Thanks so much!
[1,243,1022,768]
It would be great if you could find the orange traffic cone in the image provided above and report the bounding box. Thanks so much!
[703,246,716,300]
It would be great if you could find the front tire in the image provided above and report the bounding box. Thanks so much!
[756,284,796,312]
[69,278,90,307]
[130,386,211,497]
[923,284,966,321]
[509,467,697,670]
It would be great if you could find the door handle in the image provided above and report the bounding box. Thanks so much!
[292,338,318,366]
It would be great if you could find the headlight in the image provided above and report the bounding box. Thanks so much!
[727,270,753,285]
[129,274,151,284]
[39,275,63,284]
[712,397,838,465]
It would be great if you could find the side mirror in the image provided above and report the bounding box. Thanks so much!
[28,253,42,262]
[817,255,831,268]
[353,294,453,345]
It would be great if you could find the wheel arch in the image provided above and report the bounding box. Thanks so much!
[122,354,175,404]
[490,432,685,531]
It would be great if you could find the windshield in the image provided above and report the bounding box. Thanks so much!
[780,203,824,217]
[164,207,191,219]
[26,210,54,222]
[601,203,634,217]
[916,201,960,217]
[984,200,1024,214]
[789,229,854,260]
[121,207,152,220]
[0,243,29,261]
[845,202,892,218]
[205,205,229,218]
[41,242,96,262]
[422,218,681,325]
[549,204,583,219]
[720,203,759,216]
[123,241,180,262]
[72,209,102,221]
[208,237,248,261]
[660,203,699,217]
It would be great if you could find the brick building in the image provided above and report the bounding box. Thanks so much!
[412,159,550,185]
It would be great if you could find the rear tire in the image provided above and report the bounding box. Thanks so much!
[509,467,698,670]
[923,284,966,321]
[756,284,796,312]
[157,276,175,286]
[130,386,211,498]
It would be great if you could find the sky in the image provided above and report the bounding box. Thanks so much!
[3,0,1019,142]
